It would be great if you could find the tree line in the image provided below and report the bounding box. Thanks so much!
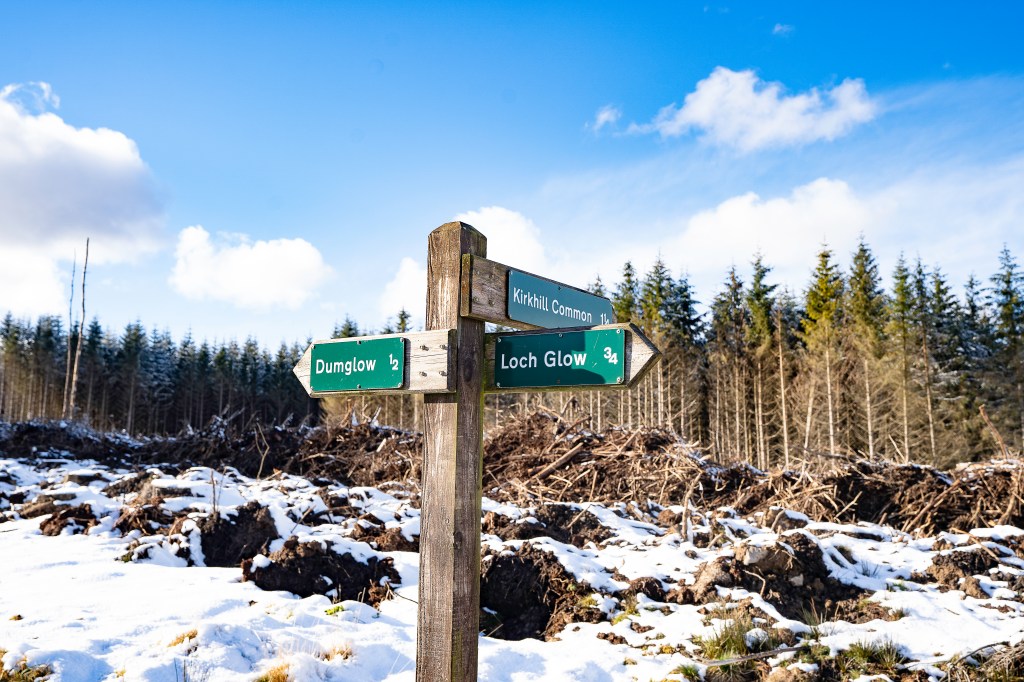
[580,240,1022,467]
[0,317,318,434]
[1,240,1021,468]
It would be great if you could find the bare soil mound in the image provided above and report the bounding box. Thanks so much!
[241,537,400,606]
[674,532,864,621]
[480,542,604,640]
[482,504,612,548]
[179,501,279,568]
[39,503,97,536]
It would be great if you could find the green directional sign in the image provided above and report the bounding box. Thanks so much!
[493,328,624,389]
[309,337,405,392]
[507,270,614,329]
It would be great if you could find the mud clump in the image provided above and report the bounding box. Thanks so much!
[350,517,419,552]
[482,504,612,549]
[242,537,399,606]
[680,532,863,621]
[171,501,279,568]
[39,503,97,536]
[927,549,1001,590]
[480,543,603,641]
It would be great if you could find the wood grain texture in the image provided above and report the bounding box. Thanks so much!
[481,322,661,393]
[292,329,455,396]
[417,222,486,682]
[461,254,611,330]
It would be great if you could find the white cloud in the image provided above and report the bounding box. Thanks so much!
[671,178,873,290]
[772,23,794,36]
[0,82,163,316]
[0,248,67,318]
[378,256,427,325]
[454,206,547,275]
[169,226,333,310]
[588,104,622,133]
[630,67,877,152]
[376,207,551,328]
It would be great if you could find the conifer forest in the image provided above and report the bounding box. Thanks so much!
[2,240,1021,468]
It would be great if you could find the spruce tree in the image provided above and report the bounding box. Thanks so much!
[889,256,914,461]
[989,245,1024,449]
[613,261,640,324]
[802,246,844,455]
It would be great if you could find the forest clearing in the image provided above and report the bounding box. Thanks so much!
[4,411,1024,681]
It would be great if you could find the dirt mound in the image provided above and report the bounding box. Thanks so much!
[482,504,612,549]
[241,537,399,606]
[349,515,419,552]
[39,503,97,536]
[674,532,864,621]
[113,502,175,536]
[480,542,604,640]
[927,548,1001,590]
[168,501,279,567]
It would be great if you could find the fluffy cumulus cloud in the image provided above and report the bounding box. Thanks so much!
[377,207,553,325]
[378,256,427,323]
[454,206,547,274]
[0,82,163,316]
[630,67,877,152]
[169,226,332,310]
[670,178,873,290]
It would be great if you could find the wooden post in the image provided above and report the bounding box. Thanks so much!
[417,221,486,682]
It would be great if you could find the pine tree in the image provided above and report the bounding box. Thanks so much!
[613,261,640,324]
[802,246,844,455]
[889,256,914,461]
[396,308,412,333]
[847,238,885,458]
[640,257,672,336]
[708,268,748,458]
[333,316,361,338]
[745,255,776,468]
[989,245,1024,449]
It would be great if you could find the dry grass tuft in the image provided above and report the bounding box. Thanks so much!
[254,663,290,682]
[168,628,198,648]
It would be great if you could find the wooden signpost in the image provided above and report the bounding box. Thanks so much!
[294,222,661,682]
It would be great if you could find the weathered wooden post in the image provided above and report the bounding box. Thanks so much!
[293,220,659,682]
[417,221,486,682]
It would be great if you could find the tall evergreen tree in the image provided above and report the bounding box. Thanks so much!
[640,257,672,335]
[889,256,915,461]
[846,238,885,457]
[989,245,1024,449]
[612,261,640,324]
[802,246,844,455]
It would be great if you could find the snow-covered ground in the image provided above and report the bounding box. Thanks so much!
[3,452,1024,681]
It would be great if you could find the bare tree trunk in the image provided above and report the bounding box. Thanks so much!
[777,340,790,468]
[714,363,722,455]
[754,363,765,469]
[863,357,875,459]
[803,376,816,451]
[62,255,77,419]
[825,343,836,455]
[901,334,911,463]
[657,363,664,426]
[733,365,741,461]
[921,337,937,464]
[68,239,89,421]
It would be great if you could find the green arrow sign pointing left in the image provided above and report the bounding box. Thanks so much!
[310,337,405,392]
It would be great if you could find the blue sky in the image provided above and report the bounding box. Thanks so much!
[2,2,1023,346]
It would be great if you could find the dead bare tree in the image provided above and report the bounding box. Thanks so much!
[68,238,89,420]
[61,253,77,419]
